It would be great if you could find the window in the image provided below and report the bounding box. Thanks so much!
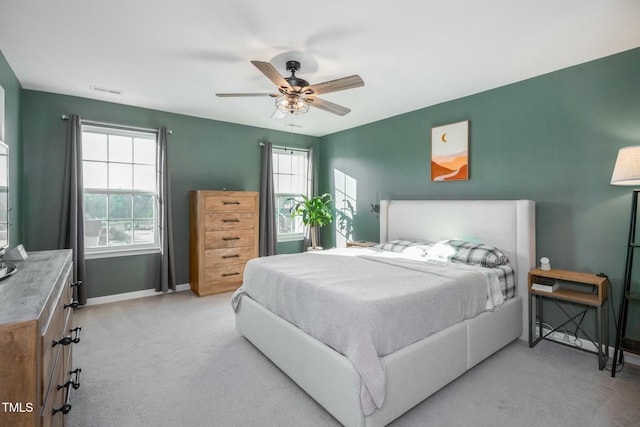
[273,147,309,241]
[81,125,159,255]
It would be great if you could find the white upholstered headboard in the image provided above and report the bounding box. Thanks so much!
[379,199,536,340]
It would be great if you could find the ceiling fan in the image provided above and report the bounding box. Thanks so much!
[216,60,364,116]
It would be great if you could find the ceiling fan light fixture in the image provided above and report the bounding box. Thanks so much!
[275,94,309,115]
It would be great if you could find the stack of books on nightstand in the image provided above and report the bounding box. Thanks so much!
[532,276,559,292]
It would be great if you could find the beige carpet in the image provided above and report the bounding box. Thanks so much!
[67,291,640,427]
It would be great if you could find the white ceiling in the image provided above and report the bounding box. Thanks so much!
[1,1,639,137]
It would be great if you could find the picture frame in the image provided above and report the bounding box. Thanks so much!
[430,120,469,181]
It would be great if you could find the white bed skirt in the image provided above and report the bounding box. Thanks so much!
[236,294,522,427]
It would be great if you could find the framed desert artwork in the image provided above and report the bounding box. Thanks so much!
[431,120,469,181]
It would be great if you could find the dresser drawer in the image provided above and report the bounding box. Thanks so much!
[205,195,256,212]
[199,265,246,295]
[205,212,255,231]
[204,247,255,268]
[204,264,246,284]
[205,229,256,249]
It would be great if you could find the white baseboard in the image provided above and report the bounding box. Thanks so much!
[84,283,191,306]
[536,328,640,368]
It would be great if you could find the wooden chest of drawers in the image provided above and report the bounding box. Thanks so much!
[189,190,259,296]
[0,250,81,427]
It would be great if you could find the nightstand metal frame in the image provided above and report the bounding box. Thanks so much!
[528,269,610,370]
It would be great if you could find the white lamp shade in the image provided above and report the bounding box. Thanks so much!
[611,146,640,186]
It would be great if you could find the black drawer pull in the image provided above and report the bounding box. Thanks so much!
[53,368,80,416]
[222,219,240,223]
[223,237,240,241]
[70,280,83,288]
[64,301,79,309]
[222,272,240,277]
[53,336,73,347]
[52,403,71,415]
[222,254,240,259]
[223,200,241,205]
[70,326,82,344]
[57,379,79,391]
[70,368,81,389]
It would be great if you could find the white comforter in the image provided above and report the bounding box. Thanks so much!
[231,248,496,415]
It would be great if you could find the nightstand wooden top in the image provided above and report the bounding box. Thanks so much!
[529,268,608,287]
[528,268,609,305]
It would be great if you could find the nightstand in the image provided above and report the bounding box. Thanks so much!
[346,241,378,248]
[528,268,609,370]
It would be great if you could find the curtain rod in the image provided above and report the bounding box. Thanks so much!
[60,114,173,134]
[259,142,309,153]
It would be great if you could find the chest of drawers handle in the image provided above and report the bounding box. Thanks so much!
[222,272,240,277]
[52,403,72,415]
[223,201,241,205]
[65,300,79,309]
[223,237,240,241]
[58,368,81,391]
[70,326,82,343]
[222,254,240,259]
[222,219,240,223]
[52,326,82,347]
[58,380,78,391]
[52,368,81,416]
[53,336,73,347]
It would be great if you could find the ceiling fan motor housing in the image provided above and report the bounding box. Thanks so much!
[284,60,309,90]
[286,60,301,73]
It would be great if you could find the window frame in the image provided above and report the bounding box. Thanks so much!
[81,124,161,258]
[272,147,310,242]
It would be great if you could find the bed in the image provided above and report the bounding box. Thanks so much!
[232,199,535,427]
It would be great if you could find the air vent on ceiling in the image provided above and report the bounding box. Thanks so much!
[90,85,122,96]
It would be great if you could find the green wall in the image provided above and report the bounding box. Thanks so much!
[0,51,23,246]
[21,90,317,297]
[319,47,640,343]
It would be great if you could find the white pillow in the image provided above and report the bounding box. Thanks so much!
[425,241,457,262]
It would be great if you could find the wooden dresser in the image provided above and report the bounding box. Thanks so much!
[0,250,81,427]
[190,190,259,296]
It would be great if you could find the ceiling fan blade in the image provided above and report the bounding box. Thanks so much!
[216,93,279,97]
[307,97,351,116]
[251,61,292,91]
[304,75,364,95]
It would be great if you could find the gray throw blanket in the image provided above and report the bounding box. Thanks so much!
[231,249,489,415]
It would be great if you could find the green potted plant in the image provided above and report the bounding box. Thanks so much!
[290,193,333,250]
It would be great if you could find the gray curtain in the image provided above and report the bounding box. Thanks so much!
[59,115,87,304]
[157,127,176,292]
[302,147,317,251]
[259,142,278,256]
